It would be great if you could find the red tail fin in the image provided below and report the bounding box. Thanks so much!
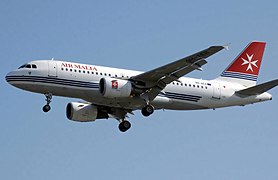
[221,41,266,82]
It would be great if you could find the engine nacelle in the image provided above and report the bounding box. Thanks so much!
[99,78,132,98]
[66,102,108,122]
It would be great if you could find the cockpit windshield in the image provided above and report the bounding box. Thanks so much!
[18,64,37,69]
[18,64,27,69]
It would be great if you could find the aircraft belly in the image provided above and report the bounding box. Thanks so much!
[163,99,208,110]
[83,95,145,109]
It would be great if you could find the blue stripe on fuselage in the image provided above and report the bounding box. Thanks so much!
[5,75,99,89]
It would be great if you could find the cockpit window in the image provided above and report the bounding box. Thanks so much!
[18,64,37,69]
[18,64,27,69]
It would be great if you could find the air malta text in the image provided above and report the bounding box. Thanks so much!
[61,63,98,71]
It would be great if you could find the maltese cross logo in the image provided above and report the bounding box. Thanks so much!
[111,80,118,89]
[241,53,258,72]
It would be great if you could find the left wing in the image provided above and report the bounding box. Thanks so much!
[130,45,225,101]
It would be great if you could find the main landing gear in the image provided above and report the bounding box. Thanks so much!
[141,104,154,117]
[118,120,131,132]
[42,93,52,112]
[117,104,154,132]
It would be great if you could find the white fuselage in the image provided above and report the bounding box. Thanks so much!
[6,60,272,111]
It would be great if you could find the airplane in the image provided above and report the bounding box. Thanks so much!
[5,41,278,132]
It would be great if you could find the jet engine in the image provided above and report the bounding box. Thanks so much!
[66,102,108,122]
[99,77,133,98]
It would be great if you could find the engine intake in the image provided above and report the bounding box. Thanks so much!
[66,102,108,122]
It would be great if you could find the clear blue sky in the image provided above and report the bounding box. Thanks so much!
[1,0,278,179]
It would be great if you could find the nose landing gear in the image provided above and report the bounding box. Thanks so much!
[42,93,52,112]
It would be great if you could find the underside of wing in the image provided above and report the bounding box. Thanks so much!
[131,45,224,87]
[130,45,225,100]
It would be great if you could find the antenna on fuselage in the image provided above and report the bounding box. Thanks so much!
[51,57,54,61]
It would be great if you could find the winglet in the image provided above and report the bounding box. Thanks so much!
[223,43,231,50]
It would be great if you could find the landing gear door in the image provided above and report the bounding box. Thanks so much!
[212,82,221,99]
[48,61,57,77]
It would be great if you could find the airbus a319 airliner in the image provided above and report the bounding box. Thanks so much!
[6,41,278,132]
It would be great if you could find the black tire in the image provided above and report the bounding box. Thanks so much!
[141,105,154,117]
[118,121,131,132]
[42,105,51,112]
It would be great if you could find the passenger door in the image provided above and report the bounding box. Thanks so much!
[212,83,221,99]
[48,61,57,77]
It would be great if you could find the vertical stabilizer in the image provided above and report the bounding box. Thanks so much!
[217,41,266,87]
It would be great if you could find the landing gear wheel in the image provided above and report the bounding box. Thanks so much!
[42,93,52,112]
[118,121,131,132]
[42,105,51,112]
[141,105,154,117]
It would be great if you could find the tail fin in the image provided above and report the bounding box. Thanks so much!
[217,41,266,87]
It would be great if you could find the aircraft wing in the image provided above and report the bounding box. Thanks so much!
[130,45,225,101]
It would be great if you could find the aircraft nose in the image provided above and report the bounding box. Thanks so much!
[5,71,14,84]
[5,73,10,83]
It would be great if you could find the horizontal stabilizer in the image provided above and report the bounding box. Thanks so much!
[236,79,278,96]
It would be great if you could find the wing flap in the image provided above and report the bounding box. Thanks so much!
[236,79,278,96]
